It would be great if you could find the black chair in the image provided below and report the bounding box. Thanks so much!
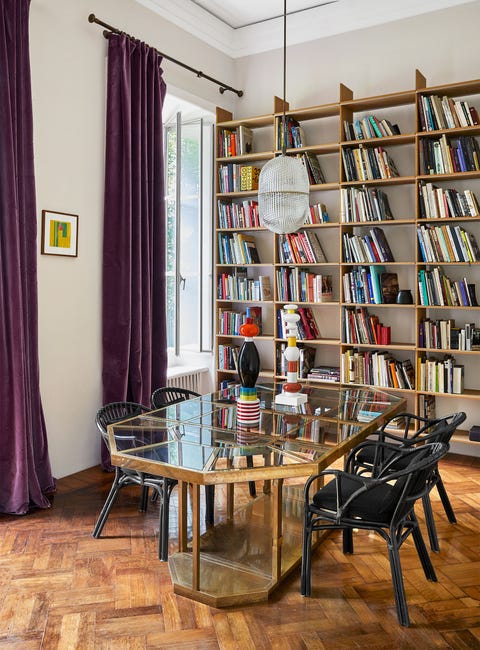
[150,386,217,526]
[301,441,449,627]
[352,411,466,551]
[93,401,177,562]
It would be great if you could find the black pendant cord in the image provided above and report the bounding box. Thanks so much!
[281,0,287,156]
[88,13,243,97]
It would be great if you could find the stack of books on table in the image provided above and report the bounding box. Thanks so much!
[307,366,341,383]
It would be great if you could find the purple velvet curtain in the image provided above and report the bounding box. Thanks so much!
[101,34,168,467]
[0,0,55,513]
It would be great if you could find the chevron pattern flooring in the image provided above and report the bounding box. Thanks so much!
[0,453,479,649]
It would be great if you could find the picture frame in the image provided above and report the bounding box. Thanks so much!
[41,210,78,257]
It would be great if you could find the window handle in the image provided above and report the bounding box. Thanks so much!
[179,274,186,290]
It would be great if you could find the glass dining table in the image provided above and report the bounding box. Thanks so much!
[108,382,405,607]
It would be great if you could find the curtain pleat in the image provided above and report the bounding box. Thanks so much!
[0,0,55,514]
[101,35,168,468]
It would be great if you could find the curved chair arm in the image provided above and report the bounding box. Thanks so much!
[372,412,444,443]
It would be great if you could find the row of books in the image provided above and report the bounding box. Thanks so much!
[417,224,480,264]
[418,181,479,219]
[217,199,260,229]
[217,125,253,157]
[418,319,480,351]
[306,202,330,224]
[418,94,479,132]
[307,366,341,383]
[276,267,333,303]
[218,232,260,265]
[343,266,399,305]
[342,307,391,346]
[276,343,316,378]
[277,230,327,265]
[419,135,480,175]
[341,144,400,182]
[217,271,272,301]
[218,307,262,336]
[277,116,304,149]
[341,349,415,390]
[218,163,260,193]
[417,268,478,307]
[342,226,395,264]
[277,307,320,341]
[217,344,239,371]
[298,152,326,185]
[340,388,394,421]
[417,355,464,394]
[340,186,394,223]
[344,115,401,141]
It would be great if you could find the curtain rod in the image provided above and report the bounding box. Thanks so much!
[88,13,243,97]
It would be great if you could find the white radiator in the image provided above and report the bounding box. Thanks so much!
[166,366,209,394]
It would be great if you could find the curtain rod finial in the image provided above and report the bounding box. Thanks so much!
[88,13,96,23]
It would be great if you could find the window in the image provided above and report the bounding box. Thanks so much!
[164,97,214,357]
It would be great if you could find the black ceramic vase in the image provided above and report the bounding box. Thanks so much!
[396,289,413,304]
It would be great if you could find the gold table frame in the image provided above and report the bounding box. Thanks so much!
[109,383,405,607]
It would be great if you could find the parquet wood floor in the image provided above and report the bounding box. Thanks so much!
[0,453,479,649]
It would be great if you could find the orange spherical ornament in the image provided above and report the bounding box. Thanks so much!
[239,321,259,338]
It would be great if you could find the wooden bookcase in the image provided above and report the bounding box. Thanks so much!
[214,71,480,447]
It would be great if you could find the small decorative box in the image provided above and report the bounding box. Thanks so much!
[241,166,260,191]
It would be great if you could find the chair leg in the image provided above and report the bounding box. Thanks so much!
[246,455,256,497]
[139,485,149,512]
[93,468,122,538]
[205,485,215,527]
[300,513,313,596]
[158,481,172,562]
[411,514,437,582]
[422,493,440,552]
[436,474,457,524]
[342,528,353,554]
[387,539,410,627]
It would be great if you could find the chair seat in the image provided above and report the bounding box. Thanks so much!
[312,475,398,523]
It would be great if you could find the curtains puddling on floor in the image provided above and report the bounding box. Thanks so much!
[101,34,168,468]
[0,0,55,514]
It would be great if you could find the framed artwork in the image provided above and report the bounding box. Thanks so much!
[41,210,78,257]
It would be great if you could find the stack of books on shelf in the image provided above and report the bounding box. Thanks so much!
[217,270,272,301]
[419,135,480,175]
[342,306,391,345]
[218,163,261,192]
[342,144,400,181]
[417,223,480,263]
[299,152,326,185]
[342,226,395,264]
[418,267,478,307]
[418,181,479,219]
[306,202,329,224]
[343,266,398,305]
[217,344,239,371]
[218,232,260,264]
[341,349,415,390]
[277,230,327,264]
[344,114,401,141]
[277,306,320,340]
[218,307,262,336]
[418,94,480,131]
[417,355,464,394]
[419,318,480,351]
[217,125,253,157]
[217,199,260,228]
[277,116,305,149]
[340,186,394,223]
[277,267,333,303]
[307,365,341,383]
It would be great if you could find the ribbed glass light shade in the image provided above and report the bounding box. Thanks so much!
[258,154,310,234]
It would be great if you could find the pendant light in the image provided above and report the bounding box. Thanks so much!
[258,0,310,234]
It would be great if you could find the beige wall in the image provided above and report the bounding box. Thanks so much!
[30,0,235,478]
[30,1,480,478]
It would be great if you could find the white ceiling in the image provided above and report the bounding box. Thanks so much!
[134,0,475,58]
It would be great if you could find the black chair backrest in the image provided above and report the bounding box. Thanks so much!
[410,411,466,445]
[151,386,200,409]
[96,402,149,440]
